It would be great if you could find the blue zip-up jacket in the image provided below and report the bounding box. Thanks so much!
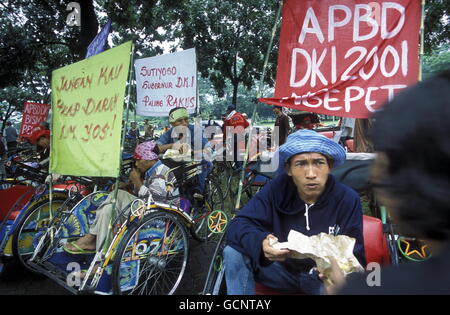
[226,173,366,274]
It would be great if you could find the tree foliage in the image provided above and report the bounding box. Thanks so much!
[0,0,99,130]
[172,0,280,107]
[98,0,183,57]
[0,0,448,131]
[423,44,450,79]
[424,0,450,54]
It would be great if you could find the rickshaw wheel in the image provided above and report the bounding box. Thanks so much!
[11,193,67,274]
[191,179,224,243]
[202,232,228,295]
[112,211,189,295]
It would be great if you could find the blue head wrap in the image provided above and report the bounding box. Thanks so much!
[277,129,346,174]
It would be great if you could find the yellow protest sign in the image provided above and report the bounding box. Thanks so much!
[50,41,132,177]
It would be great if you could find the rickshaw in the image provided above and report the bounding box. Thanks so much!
[0,174,95,275]
[0,154,123,276]
[25,157,227,295]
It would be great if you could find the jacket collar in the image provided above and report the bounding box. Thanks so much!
[274,174,335,215]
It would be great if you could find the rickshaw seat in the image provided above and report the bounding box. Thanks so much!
[0,185,34,221]
[255,215,390,294]
[362,215,390,266]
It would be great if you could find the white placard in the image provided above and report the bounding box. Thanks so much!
[135,48,197,117]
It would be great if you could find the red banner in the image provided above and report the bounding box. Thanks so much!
[19,102,50,138]
[260,0,421,118]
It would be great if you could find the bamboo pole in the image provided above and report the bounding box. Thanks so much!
[419,0,426,81]
[102,42,136,253]
[234,1,283,212]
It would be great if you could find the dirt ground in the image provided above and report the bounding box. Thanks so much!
[0,239,216,295]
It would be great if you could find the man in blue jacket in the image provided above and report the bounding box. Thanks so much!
[224,129,366,295]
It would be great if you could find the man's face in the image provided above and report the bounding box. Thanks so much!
[171,116,189,127]
[37,136,50,149]
[286,152,330,203]
[131,122,137,129]
[273,108,281,116]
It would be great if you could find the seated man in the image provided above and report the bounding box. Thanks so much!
[222,104,250,166]
[223,129,366,295]
[157,106,212,199]
[29,128,51,162]
[63,141,180,254]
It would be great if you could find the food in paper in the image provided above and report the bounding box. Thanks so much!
[162,148,192,160]
[271,230,364,279]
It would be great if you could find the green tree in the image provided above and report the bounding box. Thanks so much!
[99,0,185,57]
[172,0,280,107]
[424,0,450,54]
[0,0,100,131]
[423,44,450,78]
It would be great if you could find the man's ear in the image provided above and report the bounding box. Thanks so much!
[285,163,292,176]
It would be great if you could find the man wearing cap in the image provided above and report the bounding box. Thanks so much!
[29,128,51,160]
[222,104,249,165]
[223,129,366,295]
[157,106,212,199]
[63,141,180,254]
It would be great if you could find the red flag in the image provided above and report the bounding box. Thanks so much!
[260,0,421,118]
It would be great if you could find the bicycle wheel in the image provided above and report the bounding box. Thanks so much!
[202,232,227,295]
[191,179,225,242]
[243,175,264,200]
[112,211,189,295]
[12,192,68,273]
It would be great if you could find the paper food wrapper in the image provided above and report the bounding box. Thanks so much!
[162,149,192,160]
[272,230,364,279]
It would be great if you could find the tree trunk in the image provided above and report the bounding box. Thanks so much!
[232,82,238,106]
[1,104,13,134]
[75,0,99,60]
[232,53,238,106]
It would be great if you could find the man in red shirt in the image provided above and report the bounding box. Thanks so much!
[222,104,249,165]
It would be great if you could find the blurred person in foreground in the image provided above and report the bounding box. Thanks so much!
[323,70,450,295]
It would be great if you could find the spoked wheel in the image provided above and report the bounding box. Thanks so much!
[202,232,228,295]
[112,211,189,295]
[243,172,264,200]
[213,161,235,200]
[191,179,226,243]
[11,192,68,273]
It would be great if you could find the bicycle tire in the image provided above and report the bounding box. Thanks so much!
[202,232,227,295]
[11,192,68,273]
[191,179,225,242]
[112,210,190,295]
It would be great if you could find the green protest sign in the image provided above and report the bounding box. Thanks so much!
[50,41,132,177]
